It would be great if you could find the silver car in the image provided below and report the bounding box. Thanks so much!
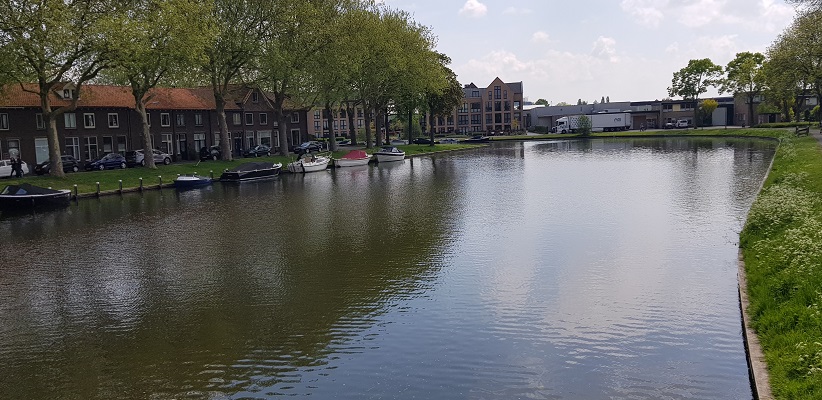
[0,159,29,177]
[128,149,172,166]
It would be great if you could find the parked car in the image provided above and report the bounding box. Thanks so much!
[34,155,81,175]
[200,145,222,161]
[0,159,29,177]
[441,138,459,144]
[676,119,689,128]
[292,141,324,154]
[243,144,272,157]
[126,149,171,166]
[86,153,127,170]
[663,122,675,129]
[412,137,440,145]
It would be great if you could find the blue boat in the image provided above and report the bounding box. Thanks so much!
[174,175,213,189]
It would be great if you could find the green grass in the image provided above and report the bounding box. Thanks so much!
[737,132,822,398]
[3,143,482,194]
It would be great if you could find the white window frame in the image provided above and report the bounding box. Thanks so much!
[65,113,77,129]
[108,113,119,128]
[259,113,268,125]
[83,113,96,129]
[233,113,242,126]
[102,135,113,153]
[160,113,171,127]
[273,130,280,148]
[0,113,9,130]
[194,113,203,126]
[65,137,80,159]
[245,112,254,126]
[291,113,300,123]
[176,113,185,127]
[36,113,44,130]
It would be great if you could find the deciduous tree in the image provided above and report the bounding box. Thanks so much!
[668,58,722,128]
[721,52,765,127]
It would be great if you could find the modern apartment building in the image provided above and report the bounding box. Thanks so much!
[423,77,524,134]
[0,84,308,163]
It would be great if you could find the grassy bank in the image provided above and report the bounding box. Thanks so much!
[1,143,479,194]
[739,133,822,398]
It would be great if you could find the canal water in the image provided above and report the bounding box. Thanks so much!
[0,138,775,399]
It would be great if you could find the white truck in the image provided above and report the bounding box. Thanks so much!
[552,112,632,133]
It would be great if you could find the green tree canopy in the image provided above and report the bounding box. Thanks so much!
[535,99,549,106]
[668,58,722,127]
[721,52,765,127]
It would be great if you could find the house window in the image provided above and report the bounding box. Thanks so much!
[160,113,171,127]
[176,114,185,127]
[341,120,347,130]
[65,113,77,129]
[36,114,44,130]
[488,91,491,100]
[314,110,321,119]
[146,113,151,126]
[194,133,205,151]
[84,136,98,161]
[83,113,96,128]
[246,131,255,148]
[161,133,172,154]
[259,113,268,125]
[117,135,127,155]
[62,89,72,99]
[290,129,300,146]
[102,136,113,153]
[252,91,259,103]
[108,113,119,128]
[273,130,280,148]
[7,139,19,156]
[357,119,363,127]
[472,90,480,97]
[65,137,80,159]
[0,113,9,130]
[314,121,320,131]
[258,130,271,147]
[503,90,508,100]
[194,113,203,126]
[232,113,241,126]
[291,113,299,123]
[245,113,253,125]
[213,133,220,146]
[494,86,501,99]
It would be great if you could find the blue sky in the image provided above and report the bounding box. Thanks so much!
[382,0,798,103]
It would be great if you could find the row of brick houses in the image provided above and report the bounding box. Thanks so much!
[424,77,525,134]
[0,84,309,164]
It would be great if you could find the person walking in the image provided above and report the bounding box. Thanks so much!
[8,157,18,178]
[14,157,23,178]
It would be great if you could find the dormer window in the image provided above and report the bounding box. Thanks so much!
[63,89,72,99]
[252,92,259,103]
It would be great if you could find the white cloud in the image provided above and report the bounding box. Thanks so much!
[620,0,794,32]
[531,31,550,44]
[592,36,619,63]
[459,0,487,18]
[620,0,666,28]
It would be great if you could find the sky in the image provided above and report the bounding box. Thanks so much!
[380,0,799,104]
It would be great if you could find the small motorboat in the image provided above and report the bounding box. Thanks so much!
[219,162,282,182]
[0,183,71,210]
[334,150,371,167]
[462,135,491,143]
[287,154,331,173]
[374,146,405,163]
[174,174,213,189]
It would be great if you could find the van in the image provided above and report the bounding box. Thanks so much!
[676,119,689,128]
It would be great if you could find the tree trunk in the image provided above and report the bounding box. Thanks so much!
[273,98,289,156]
[325,102,337,152]
[693,98,700,129]
[748,94,756,127]
[215,94,233,161]
[374,108,383,147]
[40,91,65,177]
[135,102,156,169]
[428,111,435,146]
[364,105,373,149]
[346,102,357,146]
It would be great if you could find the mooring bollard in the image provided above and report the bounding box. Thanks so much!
[96,182,100,196]
[118,179,123,194]
[158,176,162,187]
[139,177,143,191]
[210,170,213,179]
[73,184,78,199]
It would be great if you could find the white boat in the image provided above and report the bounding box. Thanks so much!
[287,154,330,173]
[334,150,371,167]
[374,146,405,163]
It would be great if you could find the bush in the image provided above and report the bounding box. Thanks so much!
[577,115,592,136]
[755,122,816,128]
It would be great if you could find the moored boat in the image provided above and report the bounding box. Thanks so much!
[334,150,371,167]
[219,162,282,182]
[462,135,491,143]
[374,146,405,163]
[0,183,71,210]
[287,154,331,173]
[174,174,213,189]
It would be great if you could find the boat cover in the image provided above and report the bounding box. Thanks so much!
[1,183,65,195]
[227,162,277,172]
[341,150,369,159]
[378,147,402,154]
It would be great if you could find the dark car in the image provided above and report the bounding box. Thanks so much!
[292,141,324,154]
[200,145,222,161]
[412,137,440,145]
[243,144,271,157]
[34,155,81,174]
[86,153,127,171]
